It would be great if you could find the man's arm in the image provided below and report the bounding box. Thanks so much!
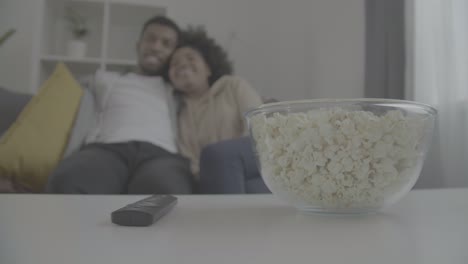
[78,70,117,112]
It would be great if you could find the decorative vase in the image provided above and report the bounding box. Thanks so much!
[66,39,87,58]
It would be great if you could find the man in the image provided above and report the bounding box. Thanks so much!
[46,16,193,194]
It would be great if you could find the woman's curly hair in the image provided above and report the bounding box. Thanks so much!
[166,26,233,86]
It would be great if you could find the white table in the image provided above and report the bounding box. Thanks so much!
[1,189,467,264]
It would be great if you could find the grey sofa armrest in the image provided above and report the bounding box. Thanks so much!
[199,137,270,194]
[0,87,32,136]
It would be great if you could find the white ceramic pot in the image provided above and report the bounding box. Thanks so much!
[67,39,87,58]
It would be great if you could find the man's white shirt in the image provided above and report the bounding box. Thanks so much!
[85,71,177,153]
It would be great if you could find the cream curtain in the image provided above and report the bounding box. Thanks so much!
[407,0,468,187]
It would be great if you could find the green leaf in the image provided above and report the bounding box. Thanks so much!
[0,29,16,46]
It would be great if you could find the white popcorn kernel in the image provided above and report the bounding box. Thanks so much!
[327,160,343,175]
[341,157,354,172]
[324,145,339,159]
[371,141,388,159]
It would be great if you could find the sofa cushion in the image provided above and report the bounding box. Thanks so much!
[0,176,33,193]
[0,63,83,192]
[62,88,96,158]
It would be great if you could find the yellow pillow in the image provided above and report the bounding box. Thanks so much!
[0,63,83,192]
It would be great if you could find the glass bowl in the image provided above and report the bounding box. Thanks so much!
[245,99,437,214]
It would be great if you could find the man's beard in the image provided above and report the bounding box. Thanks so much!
[139,63,164,76]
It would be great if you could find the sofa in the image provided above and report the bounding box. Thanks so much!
[0,87,33,192]
[0,86,267,194]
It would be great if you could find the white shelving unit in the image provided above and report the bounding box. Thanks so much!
[32,0,166,91]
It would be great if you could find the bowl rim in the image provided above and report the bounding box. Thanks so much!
[245,98,437,117]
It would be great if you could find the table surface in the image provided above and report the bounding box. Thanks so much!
[1,189,468,264]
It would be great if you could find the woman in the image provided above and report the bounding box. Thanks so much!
[167,27,263,178]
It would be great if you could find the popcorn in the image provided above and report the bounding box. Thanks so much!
[250,107,425,208]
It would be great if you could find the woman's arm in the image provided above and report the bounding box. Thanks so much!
[235,77,263,114]
[232,77,263,133]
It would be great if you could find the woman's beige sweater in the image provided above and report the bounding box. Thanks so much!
[177,75,263,179]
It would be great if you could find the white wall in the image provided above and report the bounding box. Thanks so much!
[162,0,366,100]
[0,0,365,100]
[0,0,40,94]
[304,0,365,99]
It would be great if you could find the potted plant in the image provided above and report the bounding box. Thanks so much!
[0,29,16,47]
[65,7,89,58]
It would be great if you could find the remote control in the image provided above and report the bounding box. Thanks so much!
[111,195,178,226]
